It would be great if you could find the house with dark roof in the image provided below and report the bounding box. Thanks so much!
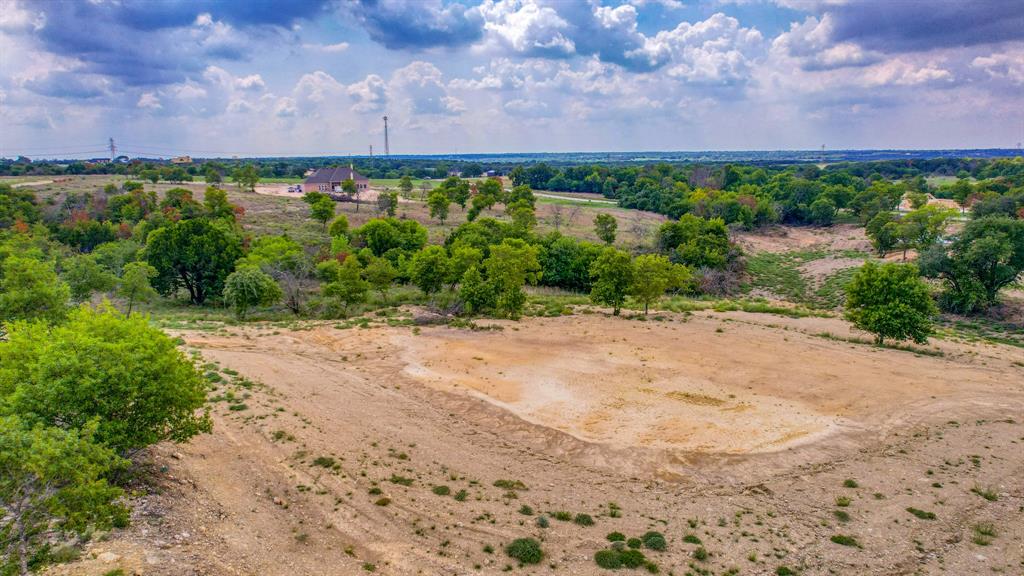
[303,165,370,194]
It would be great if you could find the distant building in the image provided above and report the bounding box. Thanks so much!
[304,166,369,193]
[171,155,192,164]
[898,193,962,213]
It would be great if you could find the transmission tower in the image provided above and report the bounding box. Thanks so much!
[108,137,117,161]
[382,115,389,156]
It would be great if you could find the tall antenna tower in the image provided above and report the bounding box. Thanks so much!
[382,116,389,156]
[108,137,117,161]
[369,144,373,158]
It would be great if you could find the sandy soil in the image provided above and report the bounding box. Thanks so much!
[47,311,1024,576]
[735,224,871,254]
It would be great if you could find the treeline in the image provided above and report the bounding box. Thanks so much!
[509,159,1024,227]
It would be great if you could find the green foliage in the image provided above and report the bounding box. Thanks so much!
[329,214,350,238]
[539,234,602,292]
[116,261,158,317]
[0,306,211,454]
[232,164,260,192]
[428,191,450,225]
[631,254,688,314]
[484,239,541,319]
[844,261,936,345]
[573,513,595,526]
[0,257,69,324]
[657,214,735,269]
[809,196,837,226]
[0,416,127,575]
[320,257,368,315]
[906,507,936,520]
[62,254,115,302]
[590,247,634,315]
[830,535,861,548]
[145,218,244,304]
[354,218,428,258]
[920,216,1024,313]
[594,213,618,244]
[410,245,450,296]
[458,266,495,314]
[607,532,626,542]
[310,197,336,231]
[505,538,543,565]
[0,183,40,228]
[222,266,282,319]
[642,531,667,551]
[595,549,623,569]
[362,258,398,303]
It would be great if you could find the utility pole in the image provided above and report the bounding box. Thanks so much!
[108,137,117,162]
[369,144,373,158]
[382,115,389,156]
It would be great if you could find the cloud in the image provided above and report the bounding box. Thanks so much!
[137,92,162,109]
[303,41,350,53]
[234,74,266,91]
[478,0,575,58]
[391,61,465,115]
[972,49,1024,85]
[637,13,765,84]
[772,15,882,70]
[347,0,484,50]
[347,74,389,112]
[782,0,1024,54]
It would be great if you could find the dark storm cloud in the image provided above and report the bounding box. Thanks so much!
[820,0,1024,53]
[347,0,484,50]
[19,0,329,89]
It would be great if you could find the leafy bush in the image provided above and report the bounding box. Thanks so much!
[642,531,666,551]
[505,538,543,564]
[0,306,211,455]
[432,485,451,496]
[594,549,622,569]
[830,534,861,547]
[627,538,642,549]
[606,532,626,542]
[574,513,595,526]
[906,507,936,520]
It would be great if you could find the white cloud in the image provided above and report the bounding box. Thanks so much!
[972,49,1024,85]
[478,0,575,57]
[347,74,388,112]
[137,92,162,109]
[234,74,266,91]
[303,42,350,53]
[772,15,882,70]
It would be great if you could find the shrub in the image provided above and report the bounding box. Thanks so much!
[627,538,642,549]
[453,489,468,502]
[906,507,936,520]
[552,511,572,521]
[389,475,413,486]
[493,479,528,491]
[374,497,391,506]
[518,505,534,515]
[835,496,851,507]
[594,549,622,569]
[536,516,549,528]
[620,549,647,568]
[682,534,702,545]
[642,532,667,551]
[606,532,626,542]
[432,485,451,496]
[830,535,861,548]
[692,547,708,561]
[842,479,859,488]
[0,306,211,455]
[505,538,543,565]
[574,513,595,526]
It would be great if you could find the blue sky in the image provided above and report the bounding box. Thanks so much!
[1,0,1022,158]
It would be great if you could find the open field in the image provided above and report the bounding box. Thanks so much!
[44,310,1024,576]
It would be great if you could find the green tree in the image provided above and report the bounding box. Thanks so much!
[630,254,687,314]
[310,197,336,231]
[809,196,837,226]
[0,257,69,324]
[894,205,956,260]
[484,239,540,319]
[428,191,451,225]
[354,218,428,258]
[320,257,368,316]
[204,165,222,184]
[589,247,634,315]
[232,164,259,192]
[116,261,158,317]
[0,183,40,228]
[844,261,936,345]
[458,266,494,314]
[328,214,350,238]
[363,258,398,303]
[865,212,899,256]
[907,191,928,210]
[919,216,1024,313]
[144,218,244,304]
[377,189,399,217]
[594,213,618,245]
[0,305,212,454]
[410,246,450,296]
[235,235,310,315]
[203,186,235,220]
[222,266,282,319]
[446,246,483,290]
[0,416,127,576]
[342,179,359,212]
[62,254,115,302]
[446,178,471,210]
[399,175,414,198]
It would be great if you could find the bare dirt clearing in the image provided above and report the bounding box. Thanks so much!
[49,311,1024,576]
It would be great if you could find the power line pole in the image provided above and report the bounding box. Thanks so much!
[108,137,117,161]
[369,144,373,158]
[382,116,389,156]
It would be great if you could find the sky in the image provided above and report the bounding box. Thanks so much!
[1,0,1022,158]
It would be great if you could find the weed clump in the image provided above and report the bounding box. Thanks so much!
[906,507,936,520]
[431,485,450,496]
[830,534,861,548]
[506,538,543,565]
